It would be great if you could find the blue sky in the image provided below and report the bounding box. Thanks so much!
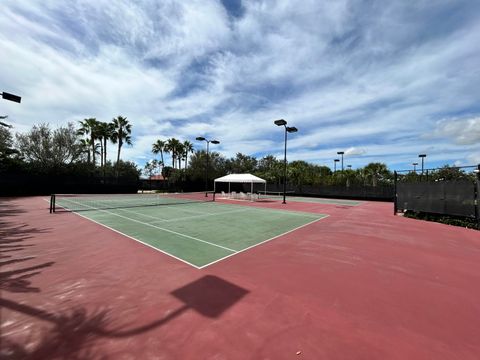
[1,0,479,171]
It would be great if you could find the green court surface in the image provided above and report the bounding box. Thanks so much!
[61,201,327,268]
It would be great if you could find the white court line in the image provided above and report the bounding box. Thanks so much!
[48,197,330,269]
[117,206,250,223]
[116,207,169,221]
[151,208,251,223]
[240,206,322,219]
[63,208,203,269]
[198,214,330,269]
[60,198,237,253]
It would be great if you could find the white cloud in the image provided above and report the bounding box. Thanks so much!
[432,117,480,145]
[344,147,366,156]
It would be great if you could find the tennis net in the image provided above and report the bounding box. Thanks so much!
[255,190,295,201]
[50,191,215,213]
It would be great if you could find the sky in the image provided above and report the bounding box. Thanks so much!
[1,0,480,171]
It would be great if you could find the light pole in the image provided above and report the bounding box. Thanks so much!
[412,162,418,172]
[334,159,339,172]
[418,154,426,174]
[196,137,220,196]
[274,119,298,204]
[337,151,345,171]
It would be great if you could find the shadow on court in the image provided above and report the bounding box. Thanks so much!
[0,201,53,293]
[0,275,249,359]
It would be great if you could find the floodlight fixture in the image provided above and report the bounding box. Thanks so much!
[1,92,21,103]
[211,140,220,144]
[286,126,298,133]
[274,119,287,126]
[196,136,206,141]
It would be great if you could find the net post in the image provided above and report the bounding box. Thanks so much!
[393,171,398,215]
[49,194,55,213]
[212,191,216,202]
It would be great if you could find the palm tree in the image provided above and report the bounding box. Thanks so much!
[111,116,132,171]
[363,162,390,187]
[77,118,99,165]
[97,121,115,167]
[79,138,91,163]
[152,139,166,171]
[183,140,194,169]
[165,138,181,169]
[176,143,185,169]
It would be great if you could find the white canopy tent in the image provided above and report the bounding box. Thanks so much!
[214,173,266,198]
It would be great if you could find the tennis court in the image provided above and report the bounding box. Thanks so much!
[52,192,327,268]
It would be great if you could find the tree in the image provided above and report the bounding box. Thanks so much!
[77,118,99,165]
[226,153,257,173]
[111,116,132,171]
[288,160,312,187]
[143,159,158,178]
[363,162,391,187]
[78,138,91,163]
[97,121,115,167]
[183,140,194,169]
[255,155,283,184]
[152,139,166,171]
[176,142,185,169]
[16,123,82,166]
[187,150,226,181]
[430,165,474,181]
[0,123,17,161]
[165,138,181,169]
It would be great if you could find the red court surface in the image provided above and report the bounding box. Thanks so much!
[1,196,480,359]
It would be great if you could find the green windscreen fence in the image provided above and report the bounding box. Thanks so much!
[397,180,476,218]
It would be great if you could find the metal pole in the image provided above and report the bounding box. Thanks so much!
[476,164,480,229]
[421,157,424,175]
[341,153,344,172]
[393,171,397,215]
[283,126,287,204]
[205,141,209,196]
[334,161,336,172]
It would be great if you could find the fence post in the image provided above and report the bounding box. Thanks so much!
[476,165,480,228]
[393,171,397,215]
